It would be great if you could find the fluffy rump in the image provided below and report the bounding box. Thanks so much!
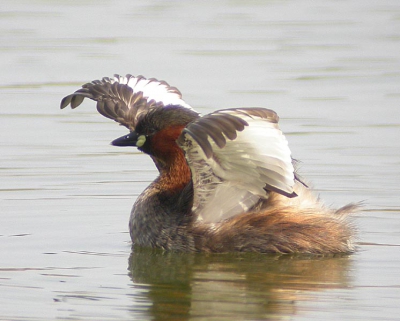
[193,184,358,254]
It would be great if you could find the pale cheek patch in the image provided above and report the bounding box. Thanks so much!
[137,135,146,147]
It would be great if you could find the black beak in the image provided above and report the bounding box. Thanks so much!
[111,131,139,147]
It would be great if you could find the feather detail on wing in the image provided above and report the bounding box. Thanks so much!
[177,108,296,223]
[60,74,193,130]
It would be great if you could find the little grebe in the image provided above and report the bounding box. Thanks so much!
[61,74,357,254]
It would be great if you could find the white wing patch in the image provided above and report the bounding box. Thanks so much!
[178,108,295,223]
[113,74,193,110]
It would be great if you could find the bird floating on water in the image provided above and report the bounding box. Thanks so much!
[61,74,357,254]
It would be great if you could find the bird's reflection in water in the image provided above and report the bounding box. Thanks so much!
[128,247,353,320]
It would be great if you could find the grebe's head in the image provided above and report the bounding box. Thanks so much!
[111,105,199,157]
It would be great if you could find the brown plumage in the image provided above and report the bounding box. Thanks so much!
[61,74,358,254]
[192,189,356,254]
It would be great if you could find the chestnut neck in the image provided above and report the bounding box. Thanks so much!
[154,148,191,192]
[150,125,192,193]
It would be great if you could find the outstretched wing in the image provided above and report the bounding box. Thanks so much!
[60,74,193,130]
[177,108,296,223]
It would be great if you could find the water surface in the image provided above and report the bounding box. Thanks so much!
[1,0,400,320]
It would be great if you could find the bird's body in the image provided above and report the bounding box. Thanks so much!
[61,74,356,254]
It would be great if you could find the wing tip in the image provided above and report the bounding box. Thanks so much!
[60,93,86,109]
[264,183,297,199]
[60,95,71,109]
